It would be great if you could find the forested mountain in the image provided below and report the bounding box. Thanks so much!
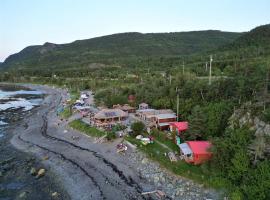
[1,31,242,70]
[218,24,270,57]
[229,24,270,48]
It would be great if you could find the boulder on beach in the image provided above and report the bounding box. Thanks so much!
[36,168,46,178]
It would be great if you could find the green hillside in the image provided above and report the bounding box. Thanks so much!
[1,31,242,70]
[230,24,270,48]
[218,24,270,58]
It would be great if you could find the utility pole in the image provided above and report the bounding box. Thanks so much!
[205,62,208,71]
[176,87,180,122]
[169,75,172,85]
[182,61,185,74]
[209,55,213,85]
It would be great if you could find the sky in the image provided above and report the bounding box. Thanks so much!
[0,0,270,62]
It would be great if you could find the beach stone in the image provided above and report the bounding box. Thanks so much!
[30,167,36,175]
[141,158,148,164]
[51,192,59,197]
[42,155,49,160]
[153,176,159,183]
[160,176,166,183]
[19,191,27,198]
[36,168,45,178]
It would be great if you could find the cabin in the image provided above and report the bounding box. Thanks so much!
[155,113,177,130]
[139,103,149,110]
[169,121,188,134]
[179,141,212,165]
[136,109,156,121]
[94,109,128,126]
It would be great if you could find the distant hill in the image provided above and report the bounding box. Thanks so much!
[1,31,242,70]
[223,24,270,50]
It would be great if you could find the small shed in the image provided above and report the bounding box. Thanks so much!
[179,141,212,165]
[169,121,188,134]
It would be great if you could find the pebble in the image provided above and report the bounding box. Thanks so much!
[51,192,59,198]
[36,168,46,178]
[19,191,27,198]
[42,155,49,160]
[30,167,36,175]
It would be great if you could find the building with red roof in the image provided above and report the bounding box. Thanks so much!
[169,121,188,134]
[179,141,212,165]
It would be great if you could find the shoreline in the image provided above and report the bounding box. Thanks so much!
[0,85,70,200]
[10,85,150,200]
[9,84,220,200]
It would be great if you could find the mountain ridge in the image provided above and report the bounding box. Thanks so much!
[1,30,242,70]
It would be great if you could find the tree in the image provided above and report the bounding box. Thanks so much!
[242,161,270,200]
[228,149,250,184]
[185,105,206,140]
[204,102,233,138]
[131,121,145,136]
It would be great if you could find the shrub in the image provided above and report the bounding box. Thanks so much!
[131,121,145,137]
[106,131,116,140]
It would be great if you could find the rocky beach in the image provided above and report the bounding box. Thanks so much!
[1,84,220,200]
[0,84,69,200]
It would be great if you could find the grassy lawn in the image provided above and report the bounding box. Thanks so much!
[125,136,228,189]
[69,120,106,138]
[59,106,72,119]
[59,90,80,119]
[70,90,80,103]
[151,130,179,152]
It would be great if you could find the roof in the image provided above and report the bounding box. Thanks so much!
[113,104,135,110]
[156,113,176,120]
[169,121,188,131]
[94,109,128,119]
[186,141,212,155]
[136,108,155,113]
[158,109,174,114]
[179,143,193,155]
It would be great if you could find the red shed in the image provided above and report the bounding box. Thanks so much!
[179,141,212,165]
[169,121,188,134]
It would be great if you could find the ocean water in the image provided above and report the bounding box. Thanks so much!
[0,86,43,138]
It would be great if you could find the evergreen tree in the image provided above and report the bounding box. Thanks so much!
[184,105,206,140]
